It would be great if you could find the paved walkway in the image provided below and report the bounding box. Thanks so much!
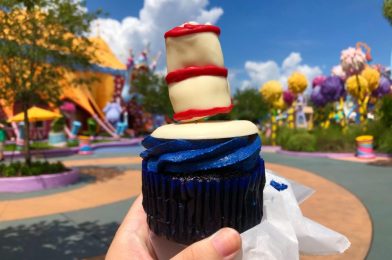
[0,146,390,259]
[0,161,372,260]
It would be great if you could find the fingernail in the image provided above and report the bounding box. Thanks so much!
[211,228,241,258]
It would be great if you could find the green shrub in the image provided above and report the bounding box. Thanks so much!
[259,131,272,145]
[51,118,65,133]
[0,164,17,177]
[7,142,68,151]
[312,126,356,152]
[87,118,98,136]
[280,129,316,152]
[377,128,392,153]
[30,142,53,150]
[67,140,79,147]
[0,161,68,177]
[4,144,17,151]
[80,130,91,136]
[276,126,293,147]
[271,114,391,153]
[379,95,392,127]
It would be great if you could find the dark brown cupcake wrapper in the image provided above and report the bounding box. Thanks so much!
[142,159,266,244]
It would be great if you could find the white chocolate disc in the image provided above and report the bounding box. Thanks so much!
[151,120,259,140]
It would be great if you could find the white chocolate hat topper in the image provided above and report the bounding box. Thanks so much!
[165,22,233,122]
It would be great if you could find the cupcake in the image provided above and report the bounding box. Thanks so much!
[140,23,266,244]
[141,121,265,244]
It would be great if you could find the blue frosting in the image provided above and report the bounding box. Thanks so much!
[141,135,261,174]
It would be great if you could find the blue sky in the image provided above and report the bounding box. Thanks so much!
[86,0,391,89]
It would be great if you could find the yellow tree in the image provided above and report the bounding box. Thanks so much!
[259,80,283,145]
[287,72,308,129]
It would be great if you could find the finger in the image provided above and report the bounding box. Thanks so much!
[120,194,147,233]
[106,195,156,260]
[171,228,242,260]
[122,195,156,255]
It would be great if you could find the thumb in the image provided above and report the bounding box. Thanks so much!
[171,228,242,260]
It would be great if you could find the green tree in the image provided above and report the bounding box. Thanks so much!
[230,88,269,123]
[384,0,392,24]
[378,95,392,128]
[132,71,173,116]
[0,0,99,165]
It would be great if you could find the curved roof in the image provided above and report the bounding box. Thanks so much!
[89,37,125,71]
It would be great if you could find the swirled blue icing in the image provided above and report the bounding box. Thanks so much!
[141,135,262,174]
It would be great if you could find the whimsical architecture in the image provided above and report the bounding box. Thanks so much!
[0,36,127,139]
[60,37,127,137]
[0,8,165,139]
[310,42,391,129]
[118,47,162,135]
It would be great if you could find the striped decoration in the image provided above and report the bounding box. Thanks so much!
[356,135,375,159]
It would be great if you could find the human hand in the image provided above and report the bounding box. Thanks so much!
[106,195,242,260]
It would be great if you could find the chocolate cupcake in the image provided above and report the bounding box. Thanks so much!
[141,121,265,244]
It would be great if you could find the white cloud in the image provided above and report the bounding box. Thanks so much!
[196,7,224,23]
[244,60,280,86]
[89,0,223,64]
[282,52,301,70]
[241,52,322,91]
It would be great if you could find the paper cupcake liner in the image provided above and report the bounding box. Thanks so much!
[142,159,266,244]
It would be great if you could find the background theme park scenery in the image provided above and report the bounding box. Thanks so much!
[0,1,171,180]
[258,42,392,156]
[0,9,169,156]
[0,37,164,142]
[0,1,391,180]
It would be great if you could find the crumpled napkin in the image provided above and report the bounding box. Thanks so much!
[241,170,350,259]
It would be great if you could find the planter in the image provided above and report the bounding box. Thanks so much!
[48,131,67,147]
[78,135,93,155]
[356,135,375,159]
[4,137,144,159]
[0,168,79,193]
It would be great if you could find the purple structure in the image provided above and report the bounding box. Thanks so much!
[283,91,295,107]
[372,76,391,97]
[0,168,79,193]
[320,76,345,102]
[311,86,327,107]
[312,75,326,88]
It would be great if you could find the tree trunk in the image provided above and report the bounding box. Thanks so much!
[23,104,31,166]
[271,110,277,146]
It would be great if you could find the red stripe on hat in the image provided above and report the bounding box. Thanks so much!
[166,66,228,84]
[173,104,233,121]
[165,24,220,38]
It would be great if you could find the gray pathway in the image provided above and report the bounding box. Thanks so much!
[0,198,135,260]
